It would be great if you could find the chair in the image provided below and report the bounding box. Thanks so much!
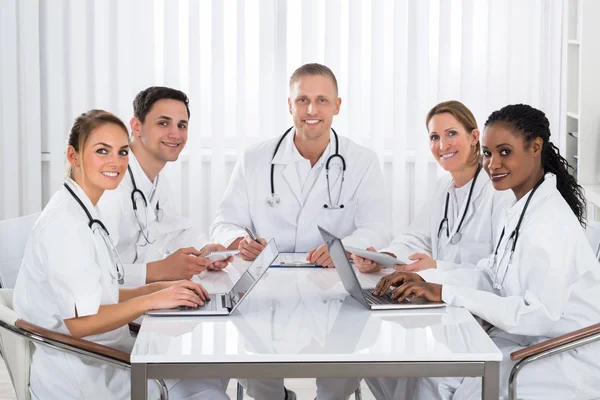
[0,289,168,399]
[0,213,40,288]
[508,221,600,399]
[508,322,600,399]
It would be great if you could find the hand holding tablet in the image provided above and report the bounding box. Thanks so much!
[345,246,402,268]
[205,250,240,263]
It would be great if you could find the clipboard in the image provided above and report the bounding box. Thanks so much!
[270,252,323,268]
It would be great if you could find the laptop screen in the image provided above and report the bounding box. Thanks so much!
[318,226,369,308]
[227,239,279,312]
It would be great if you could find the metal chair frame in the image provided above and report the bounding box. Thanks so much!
[508,331,600,400]
[0,319,168,399]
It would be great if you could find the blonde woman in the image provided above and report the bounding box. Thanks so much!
[14,110,229,400]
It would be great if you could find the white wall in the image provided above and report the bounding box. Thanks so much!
[0,0,564,237]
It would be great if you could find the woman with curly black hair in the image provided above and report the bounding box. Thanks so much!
[370,104,600,399]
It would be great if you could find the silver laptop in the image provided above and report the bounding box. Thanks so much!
[148,239,278,316]
[318,226,445,310]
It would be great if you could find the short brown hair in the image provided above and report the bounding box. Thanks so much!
[133,86,190,123]
[289,63,339,95]
[67,110,129,177]
[425,100,480,164]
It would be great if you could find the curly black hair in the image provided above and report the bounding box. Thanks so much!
[485,104,586,227]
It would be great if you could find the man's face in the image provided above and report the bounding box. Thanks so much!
[131,99,189,162]
[288,75,341,141]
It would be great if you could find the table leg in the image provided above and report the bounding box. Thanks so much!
[482,361,500,400]
[131,363,148,400]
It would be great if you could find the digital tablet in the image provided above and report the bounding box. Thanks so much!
[205,250,240,263]
[344,246,402,268]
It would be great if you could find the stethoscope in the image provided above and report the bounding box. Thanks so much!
[437,164,482,247]
[63,183,125,285]
[266,127,346,209]
[128,165,163,246]
[490,176,545,291]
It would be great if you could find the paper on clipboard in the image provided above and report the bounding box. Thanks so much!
[271,252,322,268]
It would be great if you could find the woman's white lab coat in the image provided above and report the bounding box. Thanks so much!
[13,180,151,399]
[380,171,514,269]
[13,181,228,400]
[403,174,600,399]
[210,131,391,251]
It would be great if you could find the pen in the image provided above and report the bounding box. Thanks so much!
[243,226,262,244]
[211,221,262,245]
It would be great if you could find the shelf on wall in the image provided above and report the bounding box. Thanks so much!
[568,39,581,45]
[583,185,600,208]
[567,111,580,120]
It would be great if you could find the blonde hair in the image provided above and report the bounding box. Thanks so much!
[426,100,480,165]
[289,63,339,95]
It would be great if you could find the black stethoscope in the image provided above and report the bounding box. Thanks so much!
[63,183,125,285]
[490,175,545,290]
[266,127,346,209]
[437,164,482,246]
[128,165,163,245]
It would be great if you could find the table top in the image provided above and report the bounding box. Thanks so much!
[131,260,502,363]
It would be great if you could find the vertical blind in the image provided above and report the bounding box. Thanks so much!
[0,0,564,237]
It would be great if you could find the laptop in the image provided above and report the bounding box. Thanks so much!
[318,226,445,310]
[147,239,279,316]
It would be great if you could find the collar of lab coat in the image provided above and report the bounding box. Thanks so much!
[127,151,159,200]
[447,165,490,202]
[271,128,334,166]
[63,177,101,221]
[291,134,332,169]
[441,169,491,243]
[503,173,556,227]
[271,129,334,206]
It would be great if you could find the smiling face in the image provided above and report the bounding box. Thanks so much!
[481,123,543,199]
[427,112,479,172]
[131,98,189,163]
[68,123,129,202]
[288,74,341,141]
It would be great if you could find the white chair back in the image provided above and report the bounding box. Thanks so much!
[586,220,600,262]
[0,213,40,288]
[0,289,31,400]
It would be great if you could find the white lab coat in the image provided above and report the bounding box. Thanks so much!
[211,130,391,252]
[380,171,514,269]
[13,180,229,400]
[13,180,157,400]
[98,152,209,286]
[373,174,600,399]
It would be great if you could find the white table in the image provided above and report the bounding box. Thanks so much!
[131,261,502,399]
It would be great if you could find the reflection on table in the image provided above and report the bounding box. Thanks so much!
[133,260,500,365]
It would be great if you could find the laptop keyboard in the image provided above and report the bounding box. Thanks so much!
[362,289,409,305]
[178,293,220,312]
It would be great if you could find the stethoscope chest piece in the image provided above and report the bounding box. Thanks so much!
[449,232,462,245]
[267,193,281,207]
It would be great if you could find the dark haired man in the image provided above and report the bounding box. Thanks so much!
[99,86,232,287]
